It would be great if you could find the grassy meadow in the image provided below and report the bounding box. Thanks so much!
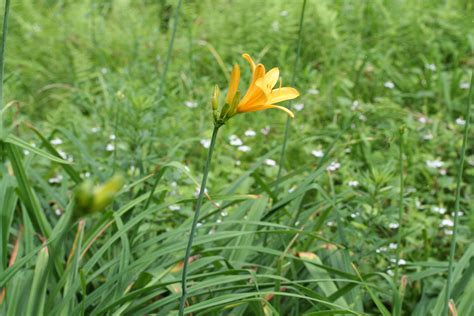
[0,0,473,315]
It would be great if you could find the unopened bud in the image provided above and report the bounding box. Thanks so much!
[91,175,125,212]
[228,91,240,117]
[211,85,220,112]
[74,175,124,217]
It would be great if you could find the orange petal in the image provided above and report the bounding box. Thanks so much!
[240,64,266,106]
[268,87,300,104]
[262,67,280,91]
[242,53,256,73]
[225,64,240,104]
[263,104,295,118]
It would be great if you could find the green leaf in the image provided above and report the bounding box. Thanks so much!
[5,134,72,164]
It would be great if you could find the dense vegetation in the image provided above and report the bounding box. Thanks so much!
[0,0,472,315]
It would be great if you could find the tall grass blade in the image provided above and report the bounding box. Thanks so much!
[443,73,472,315]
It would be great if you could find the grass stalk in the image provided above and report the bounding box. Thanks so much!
[0,0,11,133]
[145,0,184,206]
[156,0,183,105]
[443,73,472,315]
[394,127,405,284]
[178,125,220,316]
[275,0,307,192]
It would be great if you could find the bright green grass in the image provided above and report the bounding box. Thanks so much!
[0,0,473,315]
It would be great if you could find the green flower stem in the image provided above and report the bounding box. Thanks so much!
[179,125,220,316]
[0,0,11,134]
[443,73,472,315]
[394,127,405,285]
[275,0,307,193]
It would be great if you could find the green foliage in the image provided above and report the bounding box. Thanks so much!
[0,0,472,315]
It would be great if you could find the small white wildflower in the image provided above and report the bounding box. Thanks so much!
[91,127,100,133]
[307,88,320,95]
[265,159,276,167]
[425,64,436,71]
[440,219,454,227]
[50,138,63,145]
[280,10,288,16]
[235,160,241,166]
[271,21,279,32]
[376,246,387,253]
[171,181,177,188]
[389,223,399,229]
[459,82,470,90]
[398,259,407,265]
[168,204,181,211]
[48,175,63,184]
[348,180,359,187]
[196,222,203,228]
[426,159,444,169]
[229,135,243,146]
[106,144,115,151]
[432,206,447,215]
[384,81,395,89]
[418,116,428,124]
[184,100,198,108]
[387,269,394,276]
[216,219,222,224]
[345,148,352,154]
[415,199,423,209]
[358,114,366,121]
[439,169,447,176]
[389,243,398,250]
[57,150,68,159]
[444,229,453,235]
[220,211,228,217]
[327,221,335,227]
[351,100,360,110]
[326,161,341,172]
[261,126,271,135]
[54,208,62,216]
[109,134,116,140]
[406,187,417,194]
[350,212,359,218]
[455,117,466,126]
[200,139,211,149]
[423,133,433,141]
[311,150,324,158]
[293,103,304,111]
[244,129,256,137]
[194,186,208,197]
[101,67,108,74]
[23,150,30,156]
[238,145,251,152]
[468,157,474,166]
[451,211,464,217]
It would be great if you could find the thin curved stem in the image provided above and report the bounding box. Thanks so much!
[394,127,404,285]
[0,0,11,133]
[156,0,183,106]
[178,125,220,316]
[275,0,307,193]
[443,73,472,315]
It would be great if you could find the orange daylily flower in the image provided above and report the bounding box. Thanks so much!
[225,53,299,118]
